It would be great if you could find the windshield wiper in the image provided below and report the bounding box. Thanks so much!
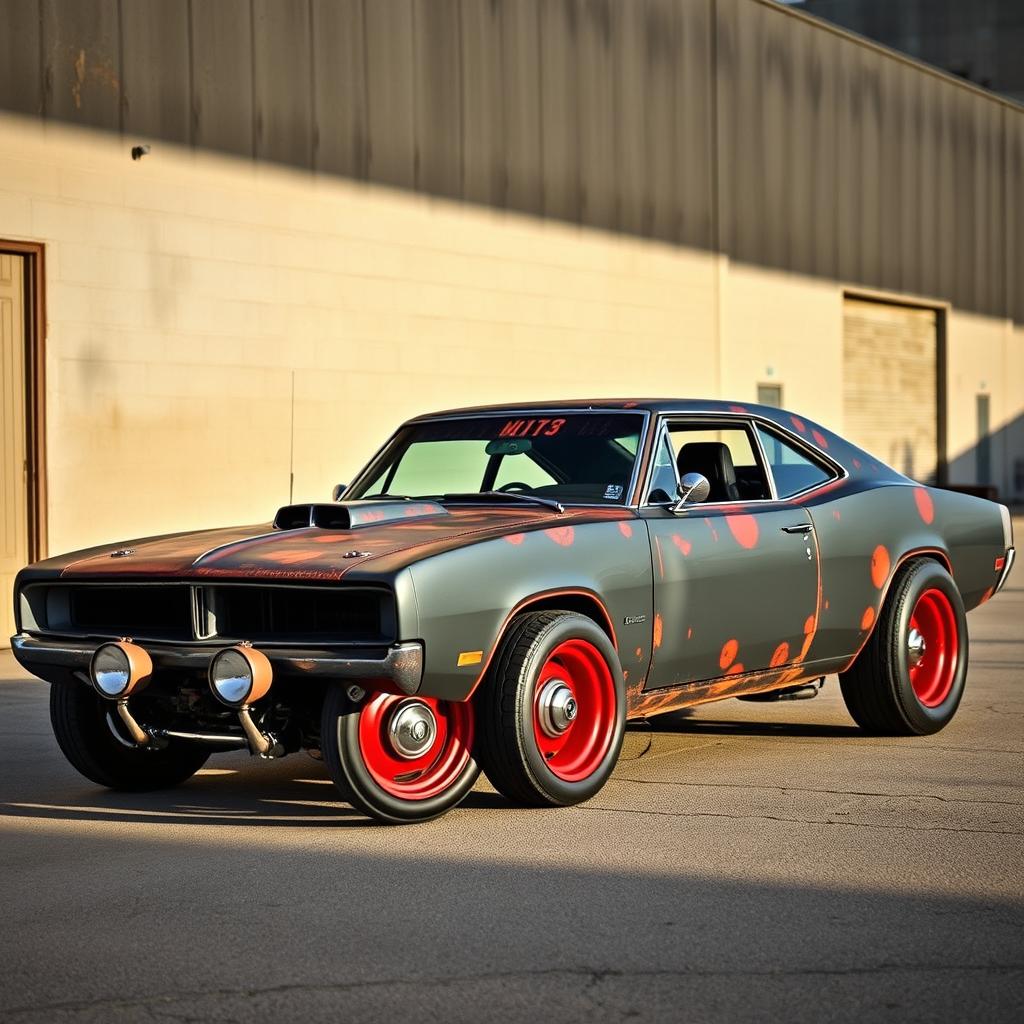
[440,491,565,515]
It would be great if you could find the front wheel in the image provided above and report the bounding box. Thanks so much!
[321,685,480,824]
[475,611,625,807]
[49,682,210,790]
[839,558,968,735]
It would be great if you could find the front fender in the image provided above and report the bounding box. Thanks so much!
[406,519,653,701]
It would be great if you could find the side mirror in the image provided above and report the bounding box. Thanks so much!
[671,472,710,512]
[332,483,347,502]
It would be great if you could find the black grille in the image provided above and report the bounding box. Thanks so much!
[209,586,393,644]
[64,585,193,640]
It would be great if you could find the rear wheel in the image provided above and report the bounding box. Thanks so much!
[839,558,968,735]
[321,685,479,824]
[475,611,625,807]
[49,682,209,790]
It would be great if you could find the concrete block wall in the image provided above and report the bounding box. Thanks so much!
[0,113,1021,558]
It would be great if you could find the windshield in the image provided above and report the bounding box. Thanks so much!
[349,413,645,506]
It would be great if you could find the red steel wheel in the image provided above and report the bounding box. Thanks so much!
[906,587,959,708]
[475,610,626,807]
[839,557,968,736]
[532,639,617,783]
[357,694,474,800]
[321,685,480,824]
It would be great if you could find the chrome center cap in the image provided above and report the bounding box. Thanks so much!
[388,700,437,759]
[537,679,578,738]
[907,627,927,667]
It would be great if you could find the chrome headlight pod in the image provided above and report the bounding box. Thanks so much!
[89,640,152,699]
[208,645,273,707]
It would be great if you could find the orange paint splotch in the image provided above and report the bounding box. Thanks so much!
[726,514,759,549]
[727,663,745,675]
[617,521,633,538]
[832,509,841,521]
[546,526,575,547]
[790,415,806,433]
[824,598,830,610]
[729,404,748,414]
[870,545,890,588]
[270,549,321,565]
[719,639,739,670]
[811,428,829,449]
[852,458,862,470]
[704,518,720,542]
[671,534,692,556]
[635,647,644,660]
[504,533,525,546]
[769,642,790,667]
[860,605,876,630]
[803,615,815,635]
[686,627,693,640]
[653,613,664,649]
[623,401,638,408]
[914,487,935,524]
[979,587,994,604]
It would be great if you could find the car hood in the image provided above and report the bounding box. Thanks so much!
[45,503,624,582]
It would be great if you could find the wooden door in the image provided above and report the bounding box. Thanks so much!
[0,253,27,645]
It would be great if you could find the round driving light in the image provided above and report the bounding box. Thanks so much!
[89,641,152,699]
[208,646,273,707]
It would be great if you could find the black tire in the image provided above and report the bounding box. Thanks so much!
[475,611,626,807]
[839,558,968,736]
[321,684,480,825]
[49,682,210,791]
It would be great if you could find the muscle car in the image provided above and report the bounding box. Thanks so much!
[11,400,1016,823]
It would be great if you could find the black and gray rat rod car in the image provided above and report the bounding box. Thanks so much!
[11,400,1016,823]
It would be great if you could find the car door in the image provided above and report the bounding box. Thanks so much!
[640,417,821,689]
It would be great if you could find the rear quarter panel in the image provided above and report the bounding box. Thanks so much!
[805,482,1006,670]
[406,520,653,701]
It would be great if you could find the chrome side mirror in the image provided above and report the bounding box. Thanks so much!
[332,483,347,502]
[671,472,710,512]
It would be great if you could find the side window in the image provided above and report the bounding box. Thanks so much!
[756,425,834,497]
[646,435,678,503]
[669,424,771,502]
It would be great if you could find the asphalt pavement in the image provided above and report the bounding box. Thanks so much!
[1,556,1021,1022]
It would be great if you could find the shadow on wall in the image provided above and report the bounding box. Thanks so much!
[946,411,1024,505]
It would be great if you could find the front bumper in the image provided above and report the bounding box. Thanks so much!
[10,634,425,695]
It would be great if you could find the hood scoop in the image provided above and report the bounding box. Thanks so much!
[273,500,448,531]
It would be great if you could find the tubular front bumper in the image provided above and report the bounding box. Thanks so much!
[10,634,425,695]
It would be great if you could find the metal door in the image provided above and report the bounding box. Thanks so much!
[643,504,820,689]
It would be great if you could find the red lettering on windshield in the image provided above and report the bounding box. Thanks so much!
[498,417,566,438]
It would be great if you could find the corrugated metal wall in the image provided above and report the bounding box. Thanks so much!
[0,0,1021,323]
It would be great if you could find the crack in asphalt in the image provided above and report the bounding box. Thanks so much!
[581,804,1024,835]
[5,962,1024,1018]
[607,777,1024,808]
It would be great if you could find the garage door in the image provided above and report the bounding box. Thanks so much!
[1,254,28,647]
[842,297,938,482]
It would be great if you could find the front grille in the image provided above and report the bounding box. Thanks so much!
[207,586,394,644]
[19,583,395,645]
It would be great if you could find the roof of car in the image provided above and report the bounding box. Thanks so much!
[409,398,786,420]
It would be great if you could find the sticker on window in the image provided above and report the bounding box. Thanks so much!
[497,418,565,439]
[604,484,624,500]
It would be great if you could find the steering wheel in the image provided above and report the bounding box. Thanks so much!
[498,482,533,494]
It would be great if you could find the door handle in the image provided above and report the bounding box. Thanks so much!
[781,523,814,535]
